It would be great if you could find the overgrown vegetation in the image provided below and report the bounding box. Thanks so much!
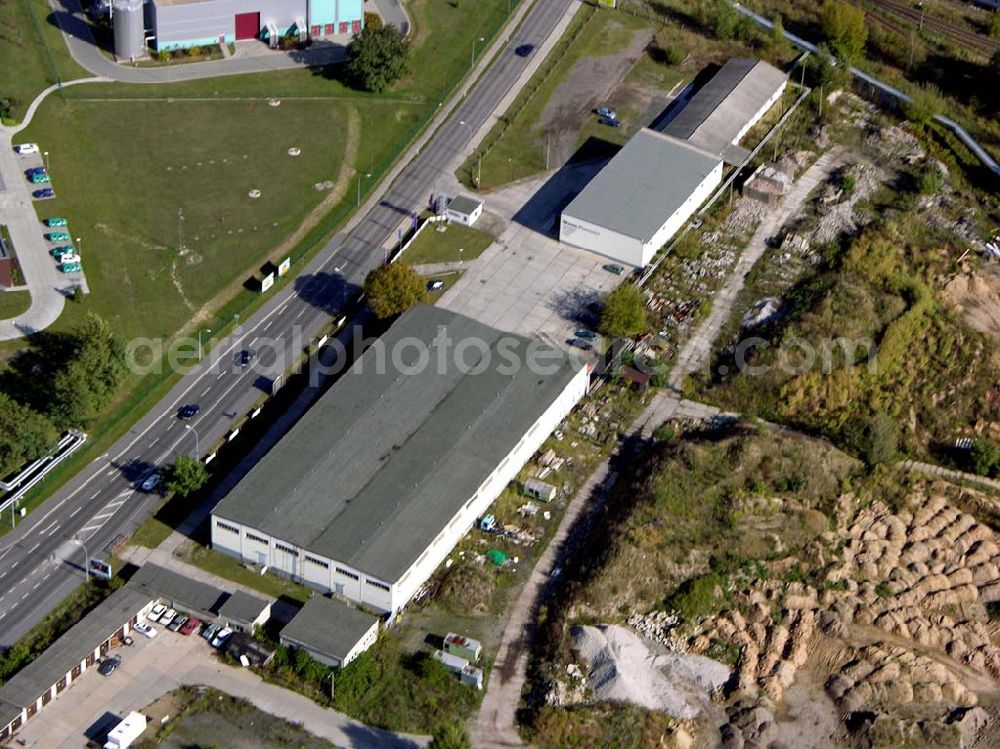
[363,261,429,319]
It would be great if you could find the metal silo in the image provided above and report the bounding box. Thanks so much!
[113,0,145,60]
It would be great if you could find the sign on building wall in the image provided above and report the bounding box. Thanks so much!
[278,257,291,277]
[89,558,112,580]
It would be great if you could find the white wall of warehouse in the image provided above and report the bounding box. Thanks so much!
[732,81,787,146]
[211,362,590,614]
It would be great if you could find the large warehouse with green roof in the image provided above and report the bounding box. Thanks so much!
[210,305,589,614]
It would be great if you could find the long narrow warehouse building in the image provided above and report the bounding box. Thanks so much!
[211,305,589,615]
[560,57,787,267]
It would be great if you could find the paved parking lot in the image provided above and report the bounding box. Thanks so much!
[437,161,621,349]
[14,624,421,749]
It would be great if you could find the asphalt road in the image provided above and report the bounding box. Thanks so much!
[0,0,575,649]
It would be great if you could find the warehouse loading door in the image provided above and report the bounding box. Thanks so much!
[234,11,260,40]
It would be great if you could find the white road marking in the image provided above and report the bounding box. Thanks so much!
[202,386,212,395]
[32,582,40,590]
[21,593,29,600]
[28,543,40,554]
[70,506,82,518]
[0,571,7,579]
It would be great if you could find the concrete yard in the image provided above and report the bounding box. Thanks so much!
[437,161,621,348]
[14,627,423,749]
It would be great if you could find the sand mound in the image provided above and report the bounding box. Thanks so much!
[572,624,730,719]
[943,271,1000,340]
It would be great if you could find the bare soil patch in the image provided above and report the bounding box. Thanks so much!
[944,268,1000,341]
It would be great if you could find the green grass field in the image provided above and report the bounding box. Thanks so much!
[402,221,494,265]
[0,290,31,319]
[0,0,87,122]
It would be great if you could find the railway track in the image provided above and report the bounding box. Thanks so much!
[867,0,1000,55]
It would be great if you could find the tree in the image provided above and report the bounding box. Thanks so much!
[50,313,129,428]
[0,394,58,478]
[598,284,648,339]
[916,162,945,194]
[165,455,209,497]
[428,722,471,749]
[346,24,410,93]
[844,410,898,467]
[363,262,428,319]
[770,14,790,57]
[820,0,868,64]
[969,438,1000,477]
[901,83,943,126]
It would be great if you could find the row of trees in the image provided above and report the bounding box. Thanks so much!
[0,313,128,478]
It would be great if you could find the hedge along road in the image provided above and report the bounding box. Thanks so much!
[0,0,576,671]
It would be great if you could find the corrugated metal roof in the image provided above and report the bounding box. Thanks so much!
[219,589,270,624]
[664,58,787,159]
[279,597,377,661]
[0,585,152,710]
[129,563,227,615]
[213,304,583,583]
[0,699,22,729]
[561,129,721,242]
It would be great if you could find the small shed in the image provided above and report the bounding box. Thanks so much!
[103,711,146,749]
[219,590,272,633]
[279,596,379,668]
[621,366,651,391]
[446,195,484,227]
[523,478,557,502]
[444,632,482,662]
[432,649,468,675]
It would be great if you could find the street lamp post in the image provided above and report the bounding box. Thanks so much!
[356,172,372,206]
[918,1,925,30]
[43,151,49,172]
[59,537,90,580]
[458,120,481,186]
[471,36,485,67]
[185,424,200,456]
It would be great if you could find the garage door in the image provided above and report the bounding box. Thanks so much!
[234,11,260,40]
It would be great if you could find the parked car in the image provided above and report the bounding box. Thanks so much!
[159,608,177,627]
[58,262,82,273]
[47,231,70,242]
[602,263,625,275]
[33,188,54,199]
[180,618,202,636]
[575,330,598,340]
[514,43,534,57]
[141,473,160,492]
[211,627,233,649]
[30,173,51,184]
[427,279,444,291]
[133,622,157,639]
[177,404,200,420]
[14,143,39,154]
[567,338,593,351]
[55,253,80,264]
[234,349,256,368]
[45,217,68,227]
[202,622,221,641]
[147,603,167,622]
[168,615,188,633]
[98,655,122,676]
[50,247,73,258]
[599,116,622,128]
[25,167,46,177]
[595,106,617,120]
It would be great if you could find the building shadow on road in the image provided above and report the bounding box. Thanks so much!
[293,270,361,317]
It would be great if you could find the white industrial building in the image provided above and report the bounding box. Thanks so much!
[560,58,787,267]
[560,130,723,267]
[211,305,588,615]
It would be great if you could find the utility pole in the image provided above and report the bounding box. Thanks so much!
[545,133,550,171]
[477,152,483,188]
[177,208,185,251]
[918,1,925,30]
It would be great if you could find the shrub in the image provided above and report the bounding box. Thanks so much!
[364,12,383,30]
[663,43,685,65]
[916,163,945,194]
[969,438,1000,477]
[901,84,943,126]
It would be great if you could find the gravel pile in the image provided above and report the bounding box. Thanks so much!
[572,624,730,719]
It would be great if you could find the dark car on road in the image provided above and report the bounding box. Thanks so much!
[234,350,256,368]
[177,404,200,420]
[515,43,534,57]
[98,655,121,676]
[567,338,593,351]
[33,188,55,199]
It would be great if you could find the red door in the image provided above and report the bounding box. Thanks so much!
[324,23,334,35]
[310,24,320,37]
[234,12,260,41]
[339,21,348,34]
[351,20,361,33]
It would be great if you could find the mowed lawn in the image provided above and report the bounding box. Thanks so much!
[17,97,430,341]
[0,0,87,122]
[402,222,495,265]
[0,290,31,319]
